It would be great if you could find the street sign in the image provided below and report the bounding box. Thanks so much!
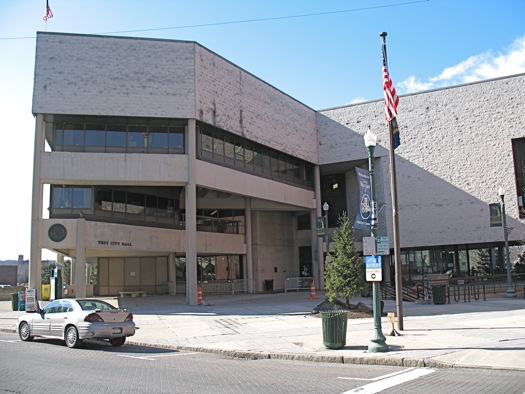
[376,236,389,255]
[365,255,382,282]
[363,236,376,256]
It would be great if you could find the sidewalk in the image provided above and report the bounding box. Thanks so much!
[1,291,524,371]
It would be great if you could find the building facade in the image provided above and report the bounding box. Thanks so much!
[30,32,525,304]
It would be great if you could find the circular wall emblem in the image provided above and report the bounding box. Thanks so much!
[48,224,67,242]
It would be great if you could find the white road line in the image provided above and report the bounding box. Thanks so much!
[339,367,417,381]
[119,352,198,361]
[342,368,436,394]
[0,339,16,343]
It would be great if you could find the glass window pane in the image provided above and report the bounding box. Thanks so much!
[85,124,105,147]
[63,126,84,146]
[149,126,168,148]
[213,132,224,159]
[107,125,126,147]
[126,191,145,218]
[201,129,213,154]
[128,126,146,148]
[72,188,92,209]
[96,189,113,212]
[169,128,184,150]
[52,187,72,208]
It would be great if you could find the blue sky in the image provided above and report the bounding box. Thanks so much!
[0,0,524,261]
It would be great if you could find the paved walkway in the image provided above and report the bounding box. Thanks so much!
[1,291,524,371]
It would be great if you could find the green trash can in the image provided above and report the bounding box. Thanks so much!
[432,285,447,305]
[11,293,18,311]
[321,310,348,349]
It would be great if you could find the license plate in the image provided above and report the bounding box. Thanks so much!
[112,327,122,334]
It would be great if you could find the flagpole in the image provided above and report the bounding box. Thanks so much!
[380,31,404,331]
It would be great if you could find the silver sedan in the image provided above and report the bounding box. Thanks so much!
[17,298,136,348]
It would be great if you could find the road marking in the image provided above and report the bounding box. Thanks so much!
[119,352,198,361]
[0,339,16,343]
[339,367,418,381]
[341,368,435,393]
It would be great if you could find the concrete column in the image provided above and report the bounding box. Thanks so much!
[75,218,87,298]
[245,197,254,292]
[313,165,324,290]
[185,119,198,305]
[30,114,45,297]
[168,252,176,295]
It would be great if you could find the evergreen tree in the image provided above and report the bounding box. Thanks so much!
[324,211,368,307]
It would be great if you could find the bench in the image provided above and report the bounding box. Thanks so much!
[119,291,147,298]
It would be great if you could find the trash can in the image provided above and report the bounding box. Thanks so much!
[321,310,348,349]
[11,293,18,311]
[264,280,274,292]
[432,285,447,305]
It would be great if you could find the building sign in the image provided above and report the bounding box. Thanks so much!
[365,255,382,282]
[97,240,133,247]
[353,168,371,230]
[489,203,502,227]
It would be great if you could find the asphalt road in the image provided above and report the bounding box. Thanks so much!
[1,332,525,393]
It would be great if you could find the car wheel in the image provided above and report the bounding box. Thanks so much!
[19,321,34,342]
[65,326,83,348]
[109,337,126,347]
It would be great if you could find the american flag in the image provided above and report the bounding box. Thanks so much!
[43,0,53,21]
[382,45,399,123]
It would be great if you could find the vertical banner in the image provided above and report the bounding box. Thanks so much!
[489,203,502,227]
[353,167,371,230]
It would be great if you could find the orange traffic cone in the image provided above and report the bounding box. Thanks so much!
[310,280,317,299]
[197,286,203,305]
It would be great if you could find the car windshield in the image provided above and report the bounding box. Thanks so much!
[77,300,116,311]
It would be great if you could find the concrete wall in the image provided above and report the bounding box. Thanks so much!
[39,219,245,258]
[320,74,525,248]
[251,211,297,292]
[194,45,318,163]
[33,33,196,118]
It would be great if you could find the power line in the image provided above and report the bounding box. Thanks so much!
[0,0,429,41]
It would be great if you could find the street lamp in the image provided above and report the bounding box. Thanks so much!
[498,188,515,298]
[364,129,389,353]
[323,202,329,256]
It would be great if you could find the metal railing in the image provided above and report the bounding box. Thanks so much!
[199,279,251,295]
[285,277,314,293]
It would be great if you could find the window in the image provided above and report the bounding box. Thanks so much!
[512,138,525,218]
[52,186,91,209]
[196,122,314,189]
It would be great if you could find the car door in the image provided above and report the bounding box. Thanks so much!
[32,300,60,336]
[49,300,74,338]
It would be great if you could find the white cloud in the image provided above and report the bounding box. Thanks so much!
[398,35,525,94]
[397,76,434,94]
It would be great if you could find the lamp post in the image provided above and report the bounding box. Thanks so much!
[498,188,515,298]
[364,129,389,353]
[323,202,329,257]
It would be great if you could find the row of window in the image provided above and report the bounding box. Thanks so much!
[197,123,314,189]
[46,116,185,154]
[50,186,244,234]
[45,115,314,190]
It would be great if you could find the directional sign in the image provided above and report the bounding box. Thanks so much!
[365,255,382,282]
[376,236,389,255]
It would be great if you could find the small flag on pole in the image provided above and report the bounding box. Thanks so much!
[382,42,400,149]
[43,0,53,21]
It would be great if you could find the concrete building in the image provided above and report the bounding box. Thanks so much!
[30,32,525,304]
